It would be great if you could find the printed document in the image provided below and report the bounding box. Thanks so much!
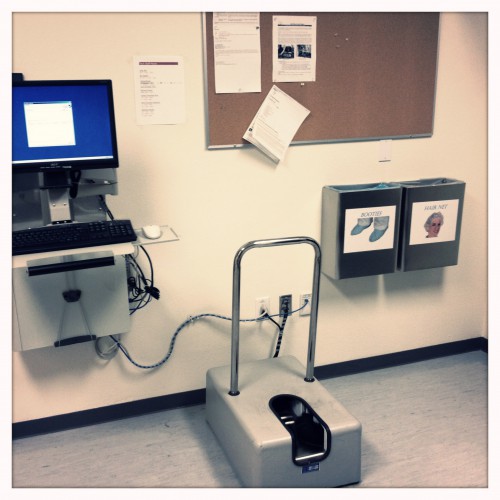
[243,85,310,163]
[213,13,261,93]
[133,55,185,125]
[272,15,317,83]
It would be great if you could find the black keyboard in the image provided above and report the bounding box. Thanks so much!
[13,219,137,256]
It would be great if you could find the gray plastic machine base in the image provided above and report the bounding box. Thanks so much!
[206,237,362,487]
[206,355,362,488]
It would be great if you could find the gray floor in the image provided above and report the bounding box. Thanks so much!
[12,350,488,488]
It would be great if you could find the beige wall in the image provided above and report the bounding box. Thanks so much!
[12,12,487,422]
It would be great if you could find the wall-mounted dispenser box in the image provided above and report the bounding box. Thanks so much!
[398,178,465,272]
[321,183,402,279]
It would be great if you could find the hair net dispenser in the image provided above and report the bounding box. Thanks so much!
[206,236,362,487]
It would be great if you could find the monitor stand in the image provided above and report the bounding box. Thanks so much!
[40,171,73,224]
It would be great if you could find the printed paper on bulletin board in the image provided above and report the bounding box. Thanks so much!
[203,12,440,148]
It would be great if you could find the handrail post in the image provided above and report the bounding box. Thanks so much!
[229,237,322,396]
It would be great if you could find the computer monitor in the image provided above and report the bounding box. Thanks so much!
[12,79,119,174]
[12,79,119,225]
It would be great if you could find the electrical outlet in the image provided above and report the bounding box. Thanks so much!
[279,294,292,317]
[299,292,312,316]
[255,296,270,318]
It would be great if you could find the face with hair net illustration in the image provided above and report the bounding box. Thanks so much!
[424,212,444,238]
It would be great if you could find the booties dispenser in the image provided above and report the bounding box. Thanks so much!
[206,237,362,487]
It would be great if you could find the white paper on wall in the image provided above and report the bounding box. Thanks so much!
[133,55,186,125]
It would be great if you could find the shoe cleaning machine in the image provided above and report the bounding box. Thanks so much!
[206,236,362,487]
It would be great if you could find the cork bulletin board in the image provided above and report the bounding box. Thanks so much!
[203,12,440,148]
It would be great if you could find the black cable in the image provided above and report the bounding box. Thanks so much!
[126,256,147,312]
[98,196,160,311]
[139,246,159,300]
[95,182,307,368]
[69,170,82,198]
[98,195,115,220]
[110,299,309,370]
[127,251,159,314]
[261,312,281,330]
[273,300,290,358]
[272,318,287,358]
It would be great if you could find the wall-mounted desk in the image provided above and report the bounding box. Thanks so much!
[12,226,179,351]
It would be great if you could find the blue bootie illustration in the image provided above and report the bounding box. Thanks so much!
[369,216,389,242]
[351,217,373,235]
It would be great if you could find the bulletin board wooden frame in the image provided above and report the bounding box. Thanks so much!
[203,12,440,149]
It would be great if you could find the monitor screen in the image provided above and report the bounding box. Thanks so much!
[12,80,119,173]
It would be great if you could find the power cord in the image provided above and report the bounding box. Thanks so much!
[272,299,290,358]
[96,191,309,369]
[127,246,160,315]
[69,170,82,199]
[97,195,160,313]
[110,299,309,370]
[98,194,115,220]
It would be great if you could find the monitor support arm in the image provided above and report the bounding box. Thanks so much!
[40,172,73,224]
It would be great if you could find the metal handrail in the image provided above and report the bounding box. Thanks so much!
[229,236,322,395]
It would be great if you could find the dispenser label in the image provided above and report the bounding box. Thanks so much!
[344,205,396,253]
[302,462,320,474]
[409,199,459,245]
